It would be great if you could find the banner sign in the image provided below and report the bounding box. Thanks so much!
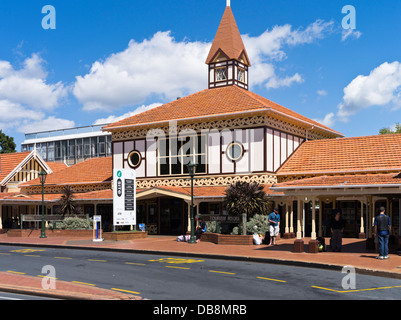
[113,169,136,226]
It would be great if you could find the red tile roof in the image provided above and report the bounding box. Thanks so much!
[20,157,112,187]
[205,6,251,66]
[277,133,401,176]
[103,85,342,137]
[0,152,31,184]
[273,173,401,189]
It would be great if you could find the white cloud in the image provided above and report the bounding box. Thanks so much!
[341,29,362,42]
[19,116,75,134]
[74,31,210,111]
[337,61,401,121]
[0,54,70,134]
[317,90,328,96]
[93,103,162,125]
[74,20,334,111]
[314,112,335,127]
[0,54,67,110]
[243,20,334,90]
[265,73,304,89]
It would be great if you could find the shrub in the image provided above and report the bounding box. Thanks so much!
[231,214,269,235]
[53,217,93,230]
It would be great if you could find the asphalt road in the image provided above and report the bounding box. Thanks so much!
[0,245,401,300]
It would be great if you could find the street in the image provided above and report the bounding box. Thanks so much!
[0,245,400,300]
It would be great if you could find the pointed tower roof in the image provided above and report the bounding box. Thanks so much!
[205,5,251,66]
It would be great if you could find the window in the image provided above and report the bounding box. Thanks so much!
[215,67,227,81]
[47,142,55,161]
[76,139,83,159]
[158,134,207,176]
[84,138,91,157]
[226,142,244,161]
[238,68,245,82]
[127,150,142,169]
[68,140,75,159]
[91,137,98,157]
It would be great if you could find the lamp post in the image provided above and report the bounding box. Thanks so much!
[187,161,197,244]
[38,170,47,238]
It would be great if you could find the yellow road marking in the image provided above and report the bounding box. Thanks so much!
[209,270,236,275]
[88,259,107,262]
[54,257,72,260]
[312,285,401,293]
[165,266,190,270]
[125,262,146,266]
[0,253,11,255]
[111,288,141,295]
[37,275,57,280]
[72,281,96,286]
[148,257,204,264]
[257,276,287,283]
[7,271,25,275]
[10,249,45,253]
[24,255,40,257]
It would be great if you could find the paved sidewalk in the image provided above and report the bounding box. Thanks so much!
[0,233,400,299]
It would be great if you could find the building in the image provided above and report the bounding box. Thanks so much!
[1,3,400,251]
[21,124,112,166]
[102,4,342,236]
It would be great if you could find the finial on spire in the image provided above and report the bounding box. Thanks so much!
[227,0,230,7]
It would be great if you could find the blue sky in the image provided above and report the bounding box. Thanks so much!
[1,0,401,150]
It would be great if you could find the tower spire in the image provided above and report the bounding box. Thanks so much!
[206,4,250,90]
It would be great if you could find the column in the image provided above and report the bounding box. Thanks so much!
[297,198,302,239]
[294,198,304,252]
[284,201,290,239]
[359,200,365,239]
[309,197,319,253]
[318,198,323,238]
[311,198,316,240]
[290,201,294,237]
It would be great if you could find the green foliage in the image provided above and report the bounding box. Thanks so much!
[379,123,401,134]
[0,130,16,154]
[53,217,93,230]
[206,220,220,234]
[231,214,269,235]
[224,182,269,218]
[57,186,81,216]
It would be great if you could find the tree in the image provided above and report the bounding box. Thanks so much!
[224,181,270,218]
[58,186,77,216]
[0,130,16,153]
[379,123,401,135]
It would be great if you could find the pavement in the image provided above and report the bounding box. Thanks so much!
[0,232,400,300]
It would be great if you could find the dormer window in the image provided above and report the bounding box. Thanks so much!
[238,68,245,83]
[215,67,227,81]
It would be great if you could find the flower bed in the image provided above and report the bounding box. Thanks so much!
[200,233,253,245]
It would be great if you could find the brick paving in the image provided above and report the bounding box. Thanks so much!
[0,233,400,299]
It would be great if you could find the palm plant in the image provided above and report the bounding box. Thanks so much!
[224,181,269,218]
[58,186,76,216]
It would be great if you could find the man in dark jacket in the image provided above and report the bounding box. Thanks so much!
[330,211,345,252]
[374,207,392,260]
[195,218,207,241]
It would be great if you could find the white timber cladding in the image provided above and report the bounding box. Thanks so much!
[112,127,304,178]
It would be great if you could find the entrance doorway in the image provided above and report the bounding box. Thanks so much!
[137,197,186,235]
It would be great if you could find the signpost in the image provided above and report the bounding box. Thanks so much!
[93,215,103,242]
[113,169,136,229]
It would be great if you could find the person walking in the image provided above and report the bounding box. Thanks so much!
[330,211,345,252]
[268,208,280,246]
[374,207,391,260]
